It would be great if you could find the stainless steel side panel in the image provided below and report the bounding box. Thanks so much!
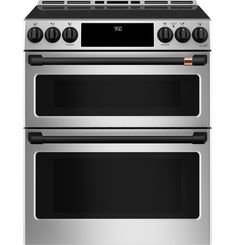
[25,51,210,128]
[25,129,210,245]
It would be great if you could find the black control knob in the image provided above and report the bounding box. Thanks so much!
[157,27,173,43]
[45,27,61,43]
[175,27,191,43]
[27,27,43,43]
[193,27,208,43]
[62,27,78,43]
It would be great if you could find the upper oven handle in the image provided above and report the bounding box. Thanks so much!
[28,132,207,145]
[28,55,208,66]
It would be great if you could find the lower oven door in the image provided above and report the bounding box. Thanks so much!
[25,129,210,245]
[26,52,209,128]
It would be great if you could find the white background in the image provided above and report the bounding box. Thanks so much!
[0,0,234,244]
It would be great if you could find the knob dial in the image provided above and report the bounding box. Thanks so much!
[63,27,78,43]
[157,27,173,43]
[175,27,191,43]
[45,27,61,43]
[193,27,208,43]
[27,27,43,43]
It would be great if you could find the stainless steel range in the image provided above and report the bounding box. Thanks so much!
[25,0,211,244]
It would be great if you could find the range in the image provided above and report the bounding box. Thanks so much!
[25,0,211,245]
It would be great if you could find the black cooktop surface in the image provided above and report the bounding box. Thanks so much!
[26,5,210,19]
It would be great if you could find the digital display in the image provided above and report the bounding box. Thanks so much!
[81,23,154,47]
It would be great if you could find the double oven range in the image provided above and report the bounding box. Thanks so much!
[25,1,211,244]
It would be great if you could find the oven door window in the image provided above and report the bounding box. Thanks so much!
[36,153,199,219]
[36,75,199,116]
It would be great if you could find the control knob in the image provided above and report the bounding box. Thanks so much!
[157,27,173,43]
[63,27,78,43]
[45,27,61,43]
[193,27,208,43]
[27,27,43,43]
[175,27,191,43]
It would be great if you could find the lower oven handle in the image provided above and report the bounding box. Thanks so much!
[28,55,208,66]
[28,132,207,145]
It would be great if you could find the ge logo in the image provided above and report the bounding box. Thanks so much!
[114,26,123,32]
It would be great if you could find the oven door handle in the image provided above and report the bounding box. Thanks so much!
[28,132,207,144]
[28,55,208,66]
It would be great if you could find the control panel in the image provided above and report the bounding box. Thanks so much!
[25,20,210,50]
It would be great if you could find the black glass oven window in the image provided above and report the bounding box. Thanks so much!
[36,153,199,219]
[81,23,154,47]
[36,75,199,116]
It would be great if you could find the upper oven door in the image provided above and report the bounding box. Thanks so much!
[26,51,210,128]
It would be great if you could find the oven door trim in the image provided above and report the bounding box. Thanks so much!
[25,51,210,128]
[25,129,210,245]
